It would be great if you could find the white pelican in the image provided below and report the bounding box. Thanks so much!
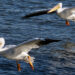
[0,37,61,71]
[48,3,75,26]
[23,3,75,25]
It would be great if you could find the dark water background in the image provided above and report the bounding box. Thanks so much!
[0,0,75,75]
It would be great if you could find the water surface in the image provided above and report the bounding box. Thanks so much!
[0,0,75,75]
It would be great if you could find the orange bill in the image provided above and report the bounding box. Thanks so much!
[48,4,60,13]
[28,56,34,70]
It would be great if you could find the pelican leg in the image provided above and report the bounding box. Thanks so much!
[66,20,70,26]
[16,61,21,71]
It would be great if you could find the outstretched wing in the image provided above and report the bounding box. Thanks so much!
[14,38,61,53]
[1,38,61,59]
[22,9,56,19]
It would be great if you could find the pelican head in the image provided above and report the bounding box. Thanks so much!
[0,37,5,49]
[24,55,35,70]
[48,3,62,13]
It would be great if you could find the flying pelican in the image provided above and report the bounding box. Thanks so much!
[23,3,75,26]
[48,3,75,26]
[0,37,61,71]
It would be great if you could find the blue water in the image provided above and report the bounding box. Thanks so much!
[0,0,75,75]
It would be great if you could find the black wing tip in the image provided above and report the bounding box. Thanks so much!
[21,15,30,19]
[37,38,61,46]
[21,9,50,19]
[45,38,61,43]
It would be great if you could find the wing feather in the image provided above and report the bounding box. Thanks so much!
[14,38,43,53]
[13,38,61,53]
